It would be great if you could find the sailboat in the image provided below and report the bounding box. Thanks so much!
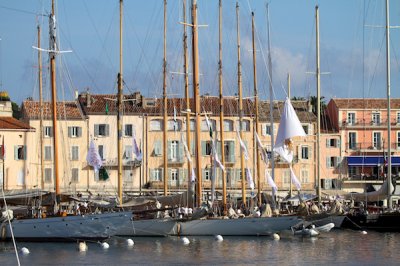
[341,0,400,232]
[1,0,133,241]
[176,1,303,236]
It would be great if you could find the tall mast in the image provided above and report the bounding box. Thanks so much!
[38,25,44,190]
[117,0,123,204]
[385,0,393,209]
[163,0,168,196]
[315,5,321,204]
[287,73,292,197]
[49,0,60,197]
[192,0,202,207]
[218,0,227,213]
[183,0,192,207]
[266,3,275,184]
[236,2,246,207]
[251,12,261,207]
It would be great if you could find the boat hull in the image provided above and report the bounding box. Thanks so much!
[305,214,346,228]
[116,218,177,237]
[176,216,302,236]
[1,212,132,242]
[343,212,400,232]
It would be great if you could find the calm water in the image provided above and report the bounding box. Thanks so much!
[0,230,399,266]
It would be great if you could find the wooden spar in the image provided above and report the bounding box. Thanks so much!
[218,0,227,214]
[183,0,193,207]
[163,0,168,196]
[50,0,60,198]
[117,0,123,204]
[38,25,44,190]
[236,2,246,207]
[192,0,202,207]
[251,12,261,207]
[315,5,321,204]
[288,73,292,197]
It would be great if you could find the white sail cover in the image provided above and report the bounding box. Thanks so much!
[181,133,192,163]
[86,140,103,172]
[246,168,255,190]
[274,98,306,149]
[265,170,278,193]
[290,166,301,191]
[132,131,142,161]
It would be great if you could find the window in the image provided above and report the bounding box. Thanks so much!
[397,112,400,124]
[124,145,133,159]
[44,146,52,161]
[372,112,381,125]
[71,146,79,161]
[0,145,4,160]
[190,119,196,132]
[326,156,340,168]
[171,169,178,181]
[224,140,235,163]
[373,132,382,149]
[301,169,309,184]
[326,138,340,148]
[202,141,212,156]
[151,168,163,181]
[201,119,216,132]
[44,126,53,138]
[265,125,272,136]
[169,141,179,161]
[14,145,27,160]
[124,124,133,137]
[71,168,79,183]
[301,146,309,160]
[397,132,400,149]
[150,120,162,131]
[237,120,250,132]
[283,169,290,186]
[68,126,82,138]
[98,145,105,160]
[45,168,52,183]
[203,169,211,181]
[348,132,357,149]
[94,124,109,137]
[153,140,162,156]
[223,120,234,132]
[167,119,181,131]
[347,112,356,125]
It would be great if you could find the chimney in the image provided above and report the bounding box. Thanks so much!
[87,92,91,108]
[307,100,312,113]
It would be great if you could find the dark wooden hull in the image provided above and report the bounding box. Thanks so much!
[343,212,400,232]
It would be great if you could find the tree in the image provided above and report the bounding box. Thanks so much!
[12,102,21,119]
[310,96,326,115]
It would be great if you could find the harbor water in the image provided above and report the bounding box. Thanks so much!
[0,230,399,265]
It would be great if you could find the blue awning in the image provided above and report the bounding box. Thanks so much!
[347,156,400,166]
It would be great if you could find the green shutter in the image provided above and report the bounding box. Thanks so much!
[68,127,72,137]
[94,124,99,136]
[78,127,82,137]
[105,124,110,136]
[178,142,184,162]
[228,141,235,163]
[167,141,172,160]
[201,141,207,156]
[14,146,18,160]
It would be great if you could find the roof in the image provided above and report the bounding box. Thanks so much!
[331,98,400,109]
[21,100,85,120]
[0,117,34,131]
[259,100,317,123]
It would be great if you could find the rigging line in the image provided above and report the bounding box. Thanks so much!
[0,4,46,16]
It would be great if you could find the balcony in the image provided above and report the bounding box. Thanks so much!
[346,142,388,152]
[102,158,142,167]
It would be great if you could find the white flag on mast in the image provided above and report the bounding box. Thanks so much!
[246,168,255,190]
[132,130,142,161]
[255,132,269,165]
[236,129,249,160]
[265,170,278,194]
[181,133,192,163]
[212,139,225,172]
[86,139,103,172]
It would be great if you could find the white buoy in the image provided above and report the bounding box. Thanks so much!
[181,237,190,245]
[78,242,88,252]
[126,238,134,247]
[272,233,280,240]
[215,235,223,242]
[361,231,368,235]
[100,242,110,249]
[20,247,30,255]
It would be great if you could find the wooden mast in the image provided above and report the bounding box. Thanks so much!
[315,5,321,204]
[192,0,202,207]
[251,12,261,207]
[49,0,60,198]
[38,25,44,190]
[236,2,246,207]
[117,0,123,204]
[218,0,227,214]
[183,0,192,207]
[163,0,168,196]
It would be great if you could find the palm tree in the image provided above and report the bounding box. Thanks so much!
[310,96,326,115]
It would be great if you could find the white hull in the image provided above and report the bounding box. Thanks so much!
[176,216,302,236]
[116,218,177,236]
[2,212,132,241]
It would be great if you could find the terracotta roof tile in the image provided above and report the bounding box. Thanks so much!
[0,117,34,130]
[21,100,85,120]
[332,98,400,109]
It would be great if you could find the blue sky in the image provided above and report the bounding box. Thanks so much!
[1,0,400,105]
